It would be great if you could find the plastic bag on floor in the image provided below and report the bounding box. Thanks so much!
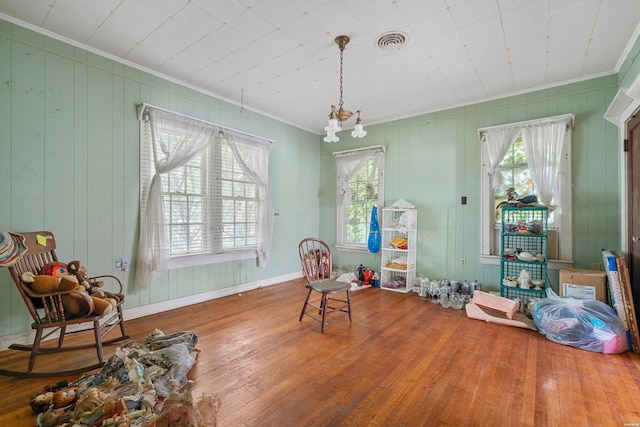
[531,288,628,353]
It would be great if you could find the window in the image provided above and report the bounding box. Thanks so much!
[216,141,259,250]
[334,146,385,251]
[479,114,573,267]
[163,142,208,256]
[136,104,273,286]
[161,137,259,256]
[493,138,557,227]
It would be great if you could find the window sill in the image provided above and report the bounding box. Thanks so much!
[480,254,573,271]
[168,250,256,269]
[335,244,370,253]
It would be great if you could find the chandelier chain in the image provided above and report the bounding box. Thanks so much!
[339,48,344,110]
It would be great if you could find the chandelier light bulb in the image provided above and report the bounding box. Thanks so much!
[351,123,367,138]
[324,131,339,143]
[325,117,341,133]
[351,111,367,138]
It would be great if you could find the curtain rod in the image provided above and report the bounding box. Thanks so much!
[477,113,575,136]
[137,103,273,144]
[333,145,385,157]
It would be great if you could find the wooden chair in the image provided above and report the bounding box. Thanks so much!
[0,231,129,378]
[298,238,352,333]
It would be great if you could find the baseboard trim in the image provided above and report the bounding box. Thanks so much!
[0,271,303,352]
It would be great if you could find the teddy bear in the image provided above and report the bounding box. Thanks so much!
[21,271,114,317]
[21,271,62,295]
[60,274,116,316]
[67,260,124,304]
[66,260,101,290]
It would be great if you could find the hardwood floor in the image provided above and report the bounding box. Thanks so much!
[2,278,640,426]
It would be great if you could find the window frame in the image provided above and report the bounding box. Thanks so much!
[333,145,385,252]
[479,114,574,269]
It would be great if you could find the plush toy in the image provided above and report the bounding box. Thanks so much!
[21,271,114,316]
[67,260,124,304]
[21,271,61,294]
[67,260,98,290]
[39,261,69,278]
[60,274,115,316]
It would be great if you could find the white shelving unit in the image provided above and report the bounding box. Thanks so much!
[380,207,417,293]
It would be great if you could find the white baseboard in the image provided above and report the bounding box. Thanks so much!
[0,271,303,352]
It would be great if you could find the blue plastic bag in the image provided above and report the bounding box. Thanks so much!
[368,206,381,253]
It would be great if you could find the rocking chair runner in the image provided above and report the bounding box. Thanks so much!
[0,231,129,378]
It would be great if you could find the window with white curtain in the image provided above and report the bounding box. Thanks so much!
[135,104,273,286]
[479,114,574,267]
[334,146,385,251]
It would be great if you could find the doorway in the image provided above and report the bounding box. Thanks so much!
[625,112,640,320]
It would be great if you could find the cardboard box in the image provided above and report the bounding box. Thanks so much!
[559,267,607,303]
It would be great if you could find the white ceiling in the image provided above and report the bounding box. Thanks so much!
[1,0,639,134]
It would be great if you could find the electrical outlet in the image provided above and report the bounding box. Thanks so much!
[460,258,466,267]
[115,257,130,272]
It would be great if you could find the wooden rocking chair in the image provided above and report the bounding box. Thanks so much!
[0,231,129,378]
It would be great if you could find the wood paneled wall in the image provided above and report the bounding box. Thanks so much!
[0,20,321,339]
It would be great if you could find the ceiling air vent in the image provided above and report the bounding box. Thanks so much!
[376,31,408,50]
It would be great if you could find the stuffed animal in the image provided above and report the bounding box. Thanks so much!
[21,271,61,294]
[67,260,123,304]
[60,274,115,316]
[67,260,97,290]
[21,272,114,316]
[39,261,69,278]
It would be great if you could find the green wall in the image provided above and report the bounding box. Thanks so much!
[319,77,622,291]
[0,18,633,342]
[0,20,321,338]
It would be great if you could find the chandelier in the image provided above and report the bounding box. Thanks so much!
[324,35,367,143]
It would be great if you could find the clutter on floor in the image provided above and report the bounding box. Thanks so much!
[532,288,627,354]
[30,329,221,427]
[464,290,537,331]
[415,273,631,353]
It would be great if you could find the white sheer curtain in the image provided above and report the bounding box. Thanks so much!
[135,107,217,286]
[481,128,521,189]
[225,132,273,267]
[521,121,568,210]
[334,147,381,204]
[333,146,385,249]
